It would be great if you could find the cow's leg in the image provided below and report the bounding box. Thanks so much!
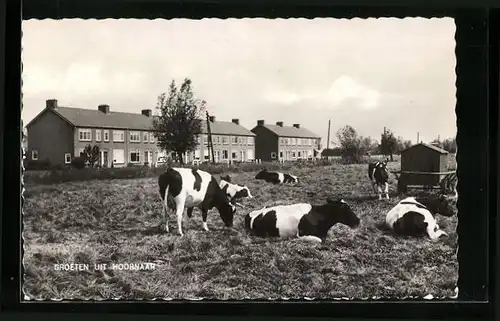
[297,235,323,243]
[371,180,378,194]
[376,184,383,200]
[201,209,209,232]
[427,220,448,240]
[384,182,389,199]
[174,199,186,236]
[162,201,170,233]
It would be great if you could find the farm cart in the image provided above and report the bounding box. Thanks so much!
[391,170,456,194]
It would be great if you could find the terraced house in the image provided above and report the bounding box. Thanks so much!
[186,116,256,164]
[26,99,159,167]
[251,120,322,162]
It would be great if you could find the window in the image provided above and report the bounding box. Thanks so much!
[248,137,254,145]
[215,151,220,162]
[129,131,140,143]
[194,150,201,159]
[203,135,208,146]
[149,132,155,143]
[32,150,38,160]
[113,149,125,164]
[113,130,125,142]
[271,152,277,159]
[222,136,229,145]
[95,130,102,142]
[297,138,302,145]
[222,150,228,159]
[204,149,210,160]
[214,136,221,144]
[291,138,296,145]
[129,150,140,163]
[292,151,296,158]
[143,132,149,143]
[232,152,237,159]
[104,130,109,142]
[64,153,72,164]
[78,128,92,141]
[298,151,301,158]
[279,151,283,159]
[237,137,242,144]
[232,136,238,144]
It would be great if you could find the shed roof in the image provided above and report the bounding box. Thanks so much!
[253,124,321,138]
[402,142,449,154]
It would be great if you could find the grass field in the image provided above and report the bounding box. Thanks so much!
[22,158,458,300]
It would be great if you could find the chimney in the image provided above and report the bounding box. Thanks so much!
[232,118,239,125]
[276,121,283,127]
[141,109,152,117]
[46,99,58,109]
[293,124,300,129]
[209,116,215,122]
[257,120,265,126]
[98,104,110,114]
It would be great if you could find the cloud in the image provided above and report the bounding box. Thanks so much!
[326,75,382,110]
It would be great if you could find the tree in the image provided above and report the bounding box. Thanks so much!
[441,137,457,153]
[152,78,206,164]
[83,144,100,167]
[379,128,398,161]
[396,136,412,154]
[336,125,370,163]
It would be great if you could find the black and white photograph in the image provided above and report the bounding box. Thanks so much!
[21,17,459,300]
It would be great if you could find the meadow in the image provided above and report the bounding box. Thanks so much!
[22,156,458,300]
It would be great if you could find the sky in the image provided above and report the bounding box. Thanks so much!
[21,18,457,146]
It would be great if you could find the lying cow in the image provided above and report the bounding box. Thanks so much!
[368,159,390,200]
[385,195,456,240]
[255,169,298,184]
[158,167,236,236]
[244,198,360,243]
[219,175,253,208]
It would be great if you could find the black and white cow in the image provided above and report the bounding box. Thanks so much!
[255,169,298,184]
[368,160,390,200]
[158,167,236,236]
[385,195,456,240]
[244,198,360,243]
[219,175,253,208]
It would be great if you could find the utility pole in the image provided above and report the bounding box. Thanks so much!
[206,111,216,164]
[417,132,420,144]
[326,119,331,150]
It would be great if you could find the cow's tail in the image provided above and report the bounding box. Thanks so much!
[158,171,171,201]
[368,164,375,180]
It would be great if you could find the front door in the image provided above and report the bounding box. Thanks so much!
[144,151,149,165]
[101,150,109,167]
[148,151,153,166]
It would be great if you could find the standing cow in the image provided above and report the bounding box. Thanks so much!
[158,167,236,236]
[368,159,390,200]
[255,169,298,184]
[244,198,360,243]
[385,195,456,240]
[219,175,253,208]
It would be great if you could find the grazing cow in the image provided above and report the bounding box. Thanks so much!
[385,195,456,240]
[244,198,360,243]
[255,169,298,184]
[158,167,236,236]
[219,175,253,208]
[368,159,390,200]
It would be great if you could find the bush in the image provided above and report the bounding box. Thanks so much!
[24,159,51,171]
[71,156,85,169]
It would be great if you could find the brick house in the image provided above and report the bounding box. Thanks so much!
[26,99,159,167]
[186,116,256,164]
[251,120,321,162]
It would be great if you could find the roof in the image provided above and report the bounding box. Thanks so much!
[402,142,449,154]
[253,124,321,138]
[202,121,255,136]
[27,106,156,131]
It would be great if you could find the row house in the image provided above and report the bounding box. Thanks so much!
[186,116,256,164]
[251,120,321,162]
[26,99,159,167]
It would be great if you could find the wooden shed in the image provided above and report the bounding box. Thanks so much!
[397,143,451,192]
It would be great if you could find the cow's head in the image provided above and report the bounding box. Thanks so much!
[255,169,268,179]
[220,174,231,182]
[218,201,236,227]
[325,198,360,228]
[234,186,253,200]
[436,194,457,217]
